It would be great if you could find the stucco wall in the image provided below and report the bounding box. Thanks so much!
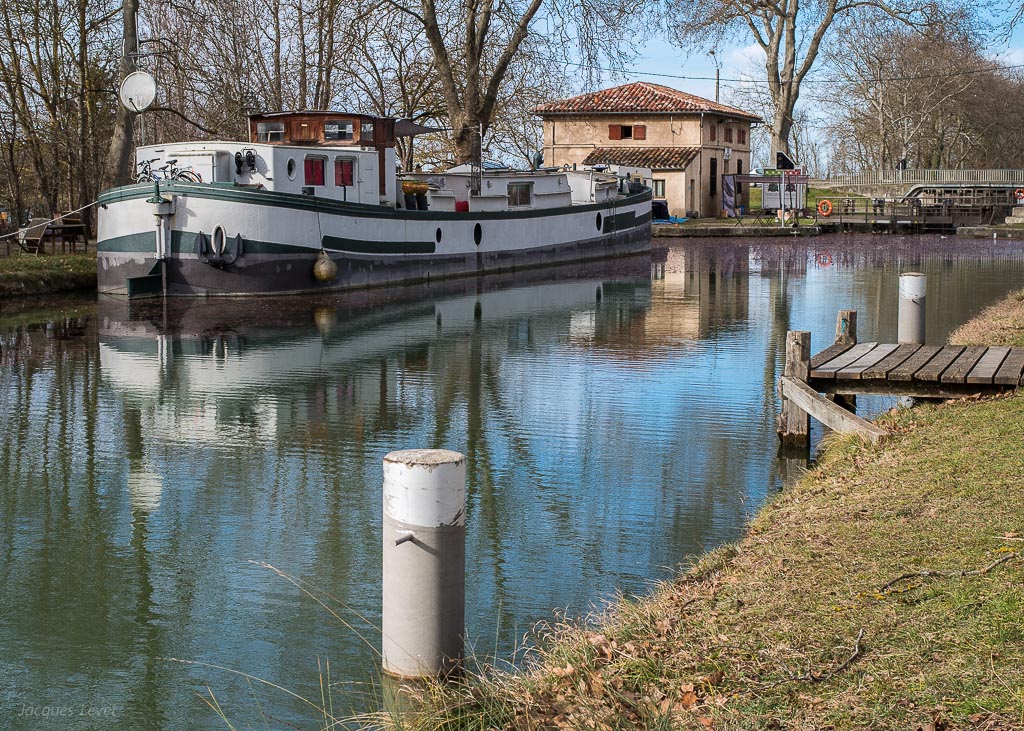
[541,113,753,218]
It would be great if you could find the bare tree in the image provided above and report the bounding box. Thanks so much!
[667,0,939,155]
[383,0,642,164]
[822,15,1024,171]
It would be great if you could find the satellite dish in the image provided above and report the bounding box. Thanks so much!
[119,71,157,112]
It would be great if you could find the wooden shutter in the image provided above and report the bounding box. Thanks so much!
[608,124,622,140]
[634,125,647,140]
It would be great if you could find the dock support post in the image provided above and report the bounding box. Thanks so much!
[835,309,857,345]
[898,272,926,345]
[777,330,811,446]
[382,449,466,678]
[833,310,857,411]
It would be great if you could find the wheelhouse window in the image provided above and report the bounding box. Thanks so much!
[304,157,326,186]
[507,182,532,207]
[335,158,354,187]
[325,120,354,141]
[652,179,666,198]
[256,121,285,142]
[360,121,375,143]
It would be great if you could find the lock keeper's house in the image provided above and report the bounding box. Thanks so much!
[535,82,761,219]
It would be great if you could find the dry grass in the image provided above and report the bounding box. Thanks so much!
[949,290,1024,347]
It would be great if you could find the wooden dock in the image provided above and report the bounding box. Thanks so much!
[778,310,1024,446]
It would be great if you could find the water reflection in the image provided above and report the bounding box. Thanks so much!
[3,236,1024,729]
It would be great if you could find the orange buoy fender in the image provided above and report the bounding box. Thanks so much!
[817,199,833,217]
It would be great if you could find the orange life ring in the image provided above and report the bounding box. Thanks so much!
[817,199,833,217]
[1015,188,1024,201]
[817,252,833,267]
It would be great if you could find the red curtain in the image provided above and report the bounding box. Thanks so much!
[335,159,354,187]
[304,158,325,186]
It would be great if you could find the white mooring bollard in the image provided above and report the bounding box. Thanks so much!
[382,449,466,678]
[898,272,927,345]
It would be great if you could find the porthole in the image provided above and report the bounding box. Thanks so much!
[596,212,603,231]
[435,227,443,244]
[473,223,482,246]
[286,158,297,180]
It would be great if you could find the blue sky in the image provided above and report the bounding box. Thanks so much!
[598,20,1024,107]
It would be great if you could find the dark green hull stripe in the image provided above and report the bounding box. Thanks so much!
[101,232,156,252]
[100,231,320,255]
[101,230,434,255]
[322,236,435,254]
[97,181,652,221]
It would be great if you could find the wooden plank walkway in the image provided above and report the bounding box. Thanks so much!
[778,309,1023,447]
[810,342,1024,396]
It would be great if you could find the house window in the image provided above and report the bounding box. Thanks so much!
[739,129,747,145]
[335,158,354,187]
[256,121,285,142]
[709,158,717,197]
[304,157,326,186]
[652,179,666,198]
[725,127,733,143]
[608,124,639,140]
[709,124,716,143]
[325,120,354,140]
[360,121,375,143]
[508,181,533,207]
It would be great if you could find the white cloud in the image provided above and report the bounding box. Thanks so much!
[987,47,1024,66]
[727,43,766,68]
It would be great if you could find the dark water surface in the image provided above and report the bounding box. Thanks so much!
[2,236,1023,729]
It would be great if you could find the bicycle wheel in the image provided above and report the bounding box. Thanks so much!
[135,172,154,183]
[175,170,202,183]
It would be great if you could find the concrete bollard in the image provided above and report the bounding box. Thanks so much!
[382,449,466,678]
[898,272,926,344]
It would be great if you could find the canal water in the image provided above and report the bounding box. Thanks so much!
[2,236,1023,729]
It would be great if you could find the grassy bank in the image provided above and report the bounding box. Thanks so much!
[0,252,96,298]
[380,300,1024,730]
[747,185,863,212]
[950,289,1024,347]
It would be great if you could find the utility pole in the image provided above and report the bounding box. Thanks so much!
[709,50,721,102]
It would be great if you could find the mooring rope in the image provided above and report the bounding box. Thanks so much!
[0,199,100,242]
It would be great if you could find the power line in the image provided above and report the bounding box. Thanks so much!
[554,56,1024,85]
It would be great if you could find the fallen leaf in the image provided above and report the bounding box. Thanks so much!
[552,663,575,678]
[679,691,698,709]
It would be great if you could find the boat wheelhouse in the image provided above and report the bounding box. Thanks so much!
[96,110,652,296]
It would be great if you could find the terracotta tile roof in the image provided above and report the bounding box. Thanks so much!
[582,146,700,170]
[535,82,760,120]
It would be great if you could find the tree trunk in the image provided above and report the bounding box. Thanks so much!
[771,106,793,157]
[452,121,479,165]
[104,0,139,188]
